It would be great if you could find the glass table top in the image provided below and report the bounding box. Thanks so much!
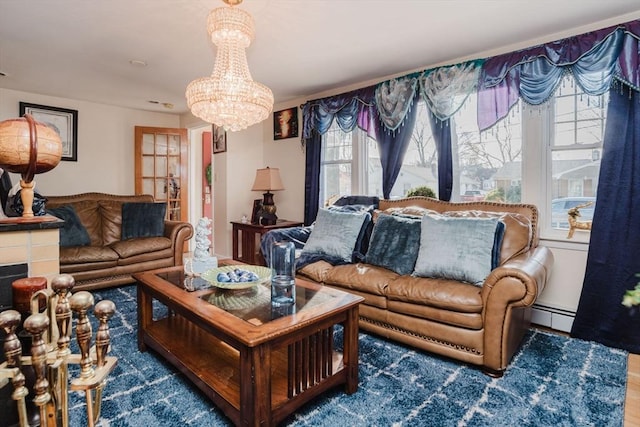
[154,270,335,325]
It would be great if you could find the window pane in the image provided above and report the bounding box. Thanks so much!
[320,163,352,205]
[550,75,605,232]
[366,138,383,196]
[324,128,352,161]
[454,96,522,203]
[390,102,438,198]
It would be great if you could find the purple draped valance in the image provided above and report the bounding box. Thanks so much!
[478,19,640,131]
[301,86,376,140]
[303,19,640,137]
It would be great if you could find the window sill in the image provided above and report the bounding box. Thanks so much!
[539,235,590,251]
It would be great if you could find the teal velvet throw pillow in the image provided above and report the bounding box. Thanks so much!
[365,213,422,275]
[413,215,501,285]
[121,202,166,240]
[301,208,368,263]
[47,205,91,247]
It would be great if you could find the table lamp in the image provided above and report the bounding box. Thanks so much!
[251,167,284,225]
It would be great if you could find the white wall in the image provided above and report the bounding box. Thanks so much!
[181,102,306,259]
[1,88,180,196]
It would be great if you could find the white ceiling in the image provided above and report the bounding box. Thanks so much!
[1,0,640,116]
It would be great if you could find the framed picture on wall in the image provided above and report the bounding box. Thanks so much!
[273,106,298,140]
[19,102,78,161]
[213,124,227,154]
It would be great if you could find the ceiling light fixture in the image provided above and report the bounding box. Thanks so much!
[185,0,273,132]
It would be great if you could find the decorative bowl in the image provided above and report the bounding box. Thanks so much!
[201,265,271,290]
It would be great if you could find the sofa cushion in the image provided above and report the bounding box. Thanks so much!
[121,202,166,240]
[110,236,172,259]
[301,208,368,263]
[387,274,483,313]
[365,213,421,275]
[413,215,501,285]
[324,263,398,309]
[297,260,334,283]
[46,205,91,247]
[58,246,119,265]
[99,200,125,245]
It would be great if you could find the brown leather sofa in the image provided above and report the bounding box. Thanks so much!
[46,192,193,291]
[296,197,554,376]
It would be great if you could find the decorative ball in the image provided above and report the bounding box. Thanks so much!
[0,116,63,176]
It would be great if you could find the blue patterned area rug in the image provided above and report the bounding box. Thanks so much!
[68,286,628,426]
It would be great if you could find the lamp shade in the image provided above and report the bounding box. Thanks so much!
[251,167,284,192]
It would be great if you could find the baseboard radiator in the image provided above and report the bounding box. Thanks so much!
[531,304,576,333]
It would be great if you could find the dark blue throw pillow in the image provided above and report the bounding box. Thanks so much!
[365,213,422,275]
[121,202,166,240]
[47,205,91,247]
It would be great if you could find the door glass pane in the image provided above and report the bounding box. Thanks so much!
[142,133,155,155]
[168,175,180,200]
[155,178,167,200]
[142,178,154,196]
[168,156,180,177]
[156,135,168,155]
[169,200,180,220]
[155,156,167,177]
[168,135,180,155]
[142,156,154,176]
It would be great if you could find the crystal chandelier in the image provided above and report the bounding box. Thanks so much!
[185,0,273,132]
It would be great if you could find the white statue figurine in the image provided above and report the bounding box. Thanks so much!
[193,217,212,260]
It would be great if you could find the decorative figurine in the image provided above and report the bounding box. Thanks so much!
[194,217,212,260]
[567,201,594,239]
[186,217,218,275]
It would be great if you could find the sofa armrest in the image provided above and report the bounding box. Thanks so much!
[482,246,554,308]
[481,246,553,373]
[260,226,313,266]
[164,220,194,265]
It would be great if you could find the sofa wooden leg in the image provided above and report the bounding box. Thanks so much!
[482,367,504,378]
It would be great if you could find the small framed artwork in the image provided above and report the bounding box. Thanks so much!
[19,102,78,161]
[251,199,263,224]
[273,106,299,140]
[212,124,227,154]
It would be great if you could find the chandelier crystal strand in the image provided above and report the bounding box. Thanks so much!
[186,1,273,132]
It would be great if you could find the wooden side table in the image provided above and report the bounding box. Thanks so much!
[231,220,303,266]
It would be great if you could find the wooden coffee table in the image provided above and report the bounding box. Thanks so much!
[134,265,363,426]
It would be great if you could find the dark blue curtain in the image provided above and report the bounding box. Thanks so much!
[303,129,322,226]
[374,90,420,199]
[570,86,640,353]
[428,113,453,201]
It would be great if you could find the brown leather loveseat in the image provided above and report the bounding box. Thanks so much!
[295,197,554,376]
[46,192,193,291]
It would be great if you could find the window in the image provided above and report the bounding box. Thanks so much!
[452,96,523,203]
[319,122,378,205]
[318,74,606,246]
[545,75,606,239]
[390,102,438,198]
